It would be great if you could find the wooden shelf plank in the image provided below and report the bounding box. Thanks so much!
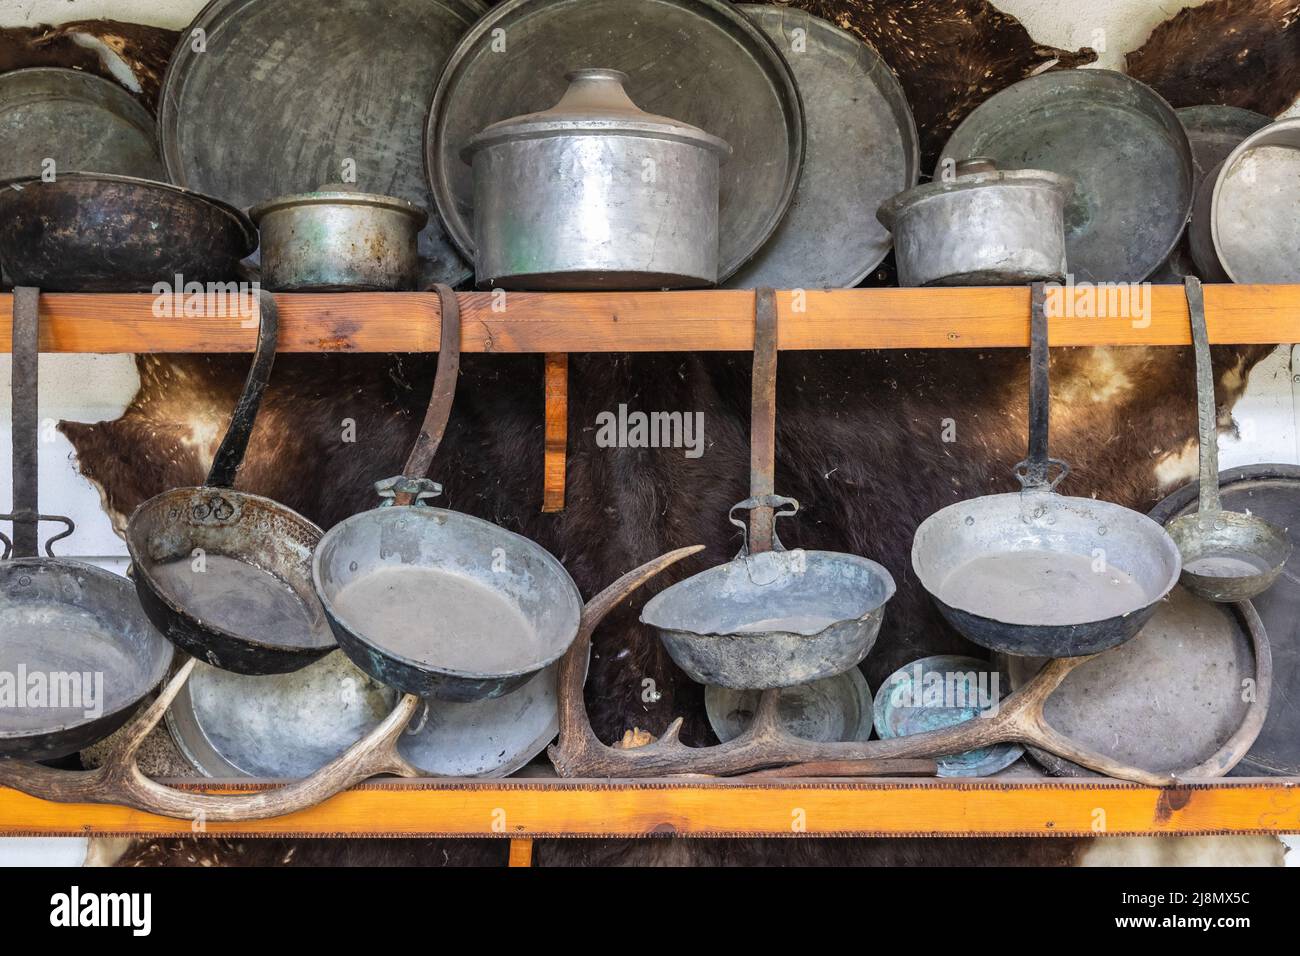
[1,285,1297,353]
[1,779,1296,838]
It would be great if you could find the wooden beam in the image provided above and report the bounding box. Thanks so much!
[1,285,1297,353]
[542,353,568,512]
[508,838,534,867]
[0,779,1297,838]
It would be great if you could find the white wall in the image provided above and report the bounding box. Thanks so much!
[0,0,1297,866]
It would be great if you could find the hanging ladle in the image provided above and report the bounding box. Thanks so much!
[1165,276,1291,602]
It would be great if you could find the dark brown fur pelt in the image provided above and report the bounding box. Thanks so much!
[113,837,507,867]
[1127,0,1300,115]
[0,20,178,110]
[786,0,1097,167]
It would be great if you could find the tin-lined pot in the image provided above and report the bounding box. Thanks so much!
[250,186,427,291]
[878,159,1071,287]
[461,67,731,290]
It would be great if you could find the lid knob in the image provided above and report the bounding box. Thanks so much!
[956,157,999,177]
[554,68,639,114]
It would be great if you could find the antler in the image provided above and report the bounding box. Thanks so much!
[0,657,425,821]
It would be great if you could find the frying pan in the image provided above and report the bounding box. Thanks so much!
[125,294,336,674]
[911,284,1181,657]
[1,288,173,760]
[312,286,583,702]
[0,173,255,292]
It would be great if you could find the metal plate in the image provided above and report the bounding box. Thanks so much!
[725,5,917,288]
[939,69,1192,283]
[1207,118,1300,284]
[1177,105,1273,196]
[159,0,483,286]
[426,0,804,283]
[705,669,873,743]
[873,655,1023,777]
[0,68,163,181]
[1151,465,1300,776]
[1004,587,1258,777]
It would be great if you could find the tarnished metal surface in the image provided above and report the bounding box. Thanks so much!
[726,5,918,289]
[873,655,1022,777]
[464,68,730,289]
[1005,589,1258,777]
[167,652,394,778]
[312,505,583,702]
[0,173,254,292]
[643,544,895,690]
[1,288,172,761]
[158,0,481,287]
[250,188,428,292]
[912,285,1181,658]
[1151,465,1300,777]
[1177,105,1272,195]
[705,669,873,743]
[1192,118,1300,284]
[0,67,162,182]
[1165,278,1291,602]
[426,0,803,283]
[878,159,1070,286]
[939,69,1193,282]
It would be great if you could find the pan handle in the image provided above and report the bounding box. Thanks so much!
[205,291,279,490]
[729,495,798,557]
[1184,276,1223,516]
[1013,282,1070,493]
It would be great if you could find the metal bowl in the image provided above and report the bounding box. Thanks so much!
[705,669,873,743]
[0,558,173,760]
[642,548,895,690]
[312,505,583,702]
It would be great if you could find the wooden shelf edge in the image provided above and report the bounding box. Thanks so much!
[1,778,1296,838]
[1,285,1297,353]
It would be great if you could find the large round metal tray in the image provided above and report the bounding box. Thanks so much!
[725,5,917,289]
[1177,105,1273,195]
[1004,586,1261,777]
[426,0,804,283]
[0,68,163,181]
[1150,464,1300,776]
[938,69,1192,283]
[158,0,483,287]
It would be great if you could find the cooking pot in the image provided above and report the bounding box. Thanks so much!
[461,67,731,290]
[249,186,428,291]
[878,158,1071,286]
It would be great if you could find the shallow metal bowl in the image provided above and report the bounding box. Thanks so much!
[642,549,895,690]
[0,558,173,760]
[705,668,873,743]
[312,506,582,702]
[912,492,1182,657]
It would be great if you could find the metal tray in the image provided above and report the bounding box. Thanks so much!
[1003,586,1261,777]
[158,0,483,287]
[1151,464,1300,776]
[725,5,917,289]
[1177,105,1273,195]
[0,67,163,182]
[939,69,1192,283]
[425,0,804,283]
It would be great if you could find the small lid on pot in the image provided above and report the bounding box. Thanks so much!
[249,183,428,227]
[876,158,1071,230]
[462,68,732,161]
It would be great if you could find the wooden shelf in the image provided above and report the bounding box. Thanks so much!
[1,778,1297,838]
[1,285,1298,353]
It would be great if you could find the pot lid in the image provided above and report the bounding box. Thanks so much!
[462,68,732,160]
[250,183,428,226]
[877,158,1071,229]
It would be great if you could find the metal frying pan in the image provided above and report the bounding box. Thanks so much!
[725,5,919,289]
[1,289,173,760]
[0,173,255,292]
[1165,277,1290,602]
[1152,465,1300,777]
[125,295,336,675]
[873,655,1023,777]
[426,0,804,283]
[938,70,1192,282]
[1002,587,1266,778]
[911,284,1181,657]
[312,287,583,702]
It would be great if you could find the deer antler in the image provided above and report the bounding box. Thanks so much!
[0,657,425,821]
